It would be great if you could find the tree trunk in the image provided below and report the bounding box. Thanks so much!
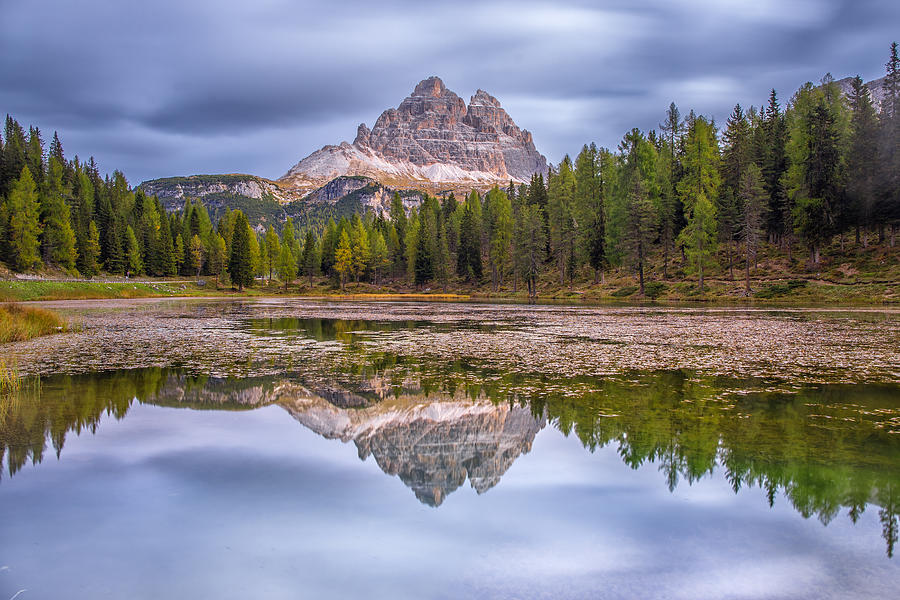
[745,244,751,296]
[638,241,645,296]
[728,240,734,281]
[663,238,669,280]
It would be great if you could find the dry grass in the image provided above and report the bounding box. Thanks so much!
[0,303,66,344]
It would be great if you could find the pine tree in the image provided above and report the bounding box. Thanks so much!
[207,234,227,287]
[370,228,389,286]
[846,75,880,245]
[548,157,576,285]
[574,143,606,283]
[739,164,769,294]
[878,42,900,244]
[301,229,319,287]
[623,177,657,295]
[7,165,42,271]
[1,116,27,198]
[228,211,253,291]
[42,157,77,270]
[760,90,789,242]
[457,205,481,281]
[516,204,545,301]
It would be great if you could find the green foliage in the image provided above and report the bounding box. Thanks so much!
[643,281,667,299]
[677,116,720,291]
[125,225,143,275]
[7,166,42,271]
[334,229,352,289]
[611,285,638,297]
[754,279,808,298]
[228,211,253,290]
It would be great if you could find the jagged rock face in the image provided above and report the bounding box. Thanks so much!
[280,76,548,194]
[279,387,546,506]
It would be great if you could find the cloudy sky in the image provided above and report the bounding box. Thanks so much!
[1,0,897,184]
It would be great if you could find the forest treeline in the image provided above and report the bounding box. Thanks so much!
[1,44,897,296]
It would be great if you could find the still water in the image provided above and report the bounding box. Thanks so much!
[1,299,899,599]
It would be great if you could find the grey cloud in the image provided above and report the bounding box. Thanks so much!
[1,0,897,183]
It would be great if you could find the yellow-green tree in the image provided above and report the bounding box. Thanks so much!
[7,165,42,271]
[334,229,352,290]
[677,116,720,292]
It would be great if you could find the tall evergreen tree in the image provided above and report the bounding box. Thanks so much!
[574,143,606,282]
[548,157,576,284]
[228,211,253,291]
[7,165,42,271]
[846,75,880,245]
[739,164,769,294]
[677,116,720,291]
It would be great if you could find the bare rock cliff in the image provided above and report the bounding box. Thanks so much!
[280,76,548,194]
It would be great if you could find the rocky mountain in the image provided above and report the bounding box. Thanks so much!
[279,385,546,506]
[280,76,548,195]
[834,75,889,111]
[140,174,287,206]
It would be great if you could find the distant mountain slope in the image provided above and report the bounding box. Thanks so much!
[138,173,422,230]
[279,76,548,195]
[834,75,889,111]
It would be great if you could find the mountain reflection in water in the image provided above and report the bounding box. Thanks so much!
[1,366,898,556]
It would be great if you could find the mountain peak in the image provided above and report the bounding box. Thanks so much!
[413,76,448,98]
[470,89,501,108]
[280,77,548,194]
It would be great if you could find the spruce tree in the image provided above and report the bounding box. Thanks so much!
[846,75,879,245]
[301,229,319,287]
[228,212,253,290]
[739,165,769,292]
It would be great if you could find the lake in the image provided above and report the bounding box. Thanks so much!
[2,299,899,599]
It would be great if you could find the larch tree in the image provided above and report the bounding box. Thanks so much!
[7,165,42,271]
[677,116,720,292]
[334,229,352,290]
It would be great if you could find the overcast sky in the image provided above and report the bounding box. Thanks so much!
[1,0,897,184]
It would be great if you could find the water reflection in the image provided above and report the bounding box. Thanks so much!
[2,365,898,555]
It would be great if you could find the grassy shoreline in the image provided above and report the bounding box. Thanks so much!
[1,276,897,306]
[0,303,68,344]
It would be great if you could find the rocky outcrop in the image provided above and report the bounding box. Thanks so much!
[280,76,548,194]
[835,75,889,112]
